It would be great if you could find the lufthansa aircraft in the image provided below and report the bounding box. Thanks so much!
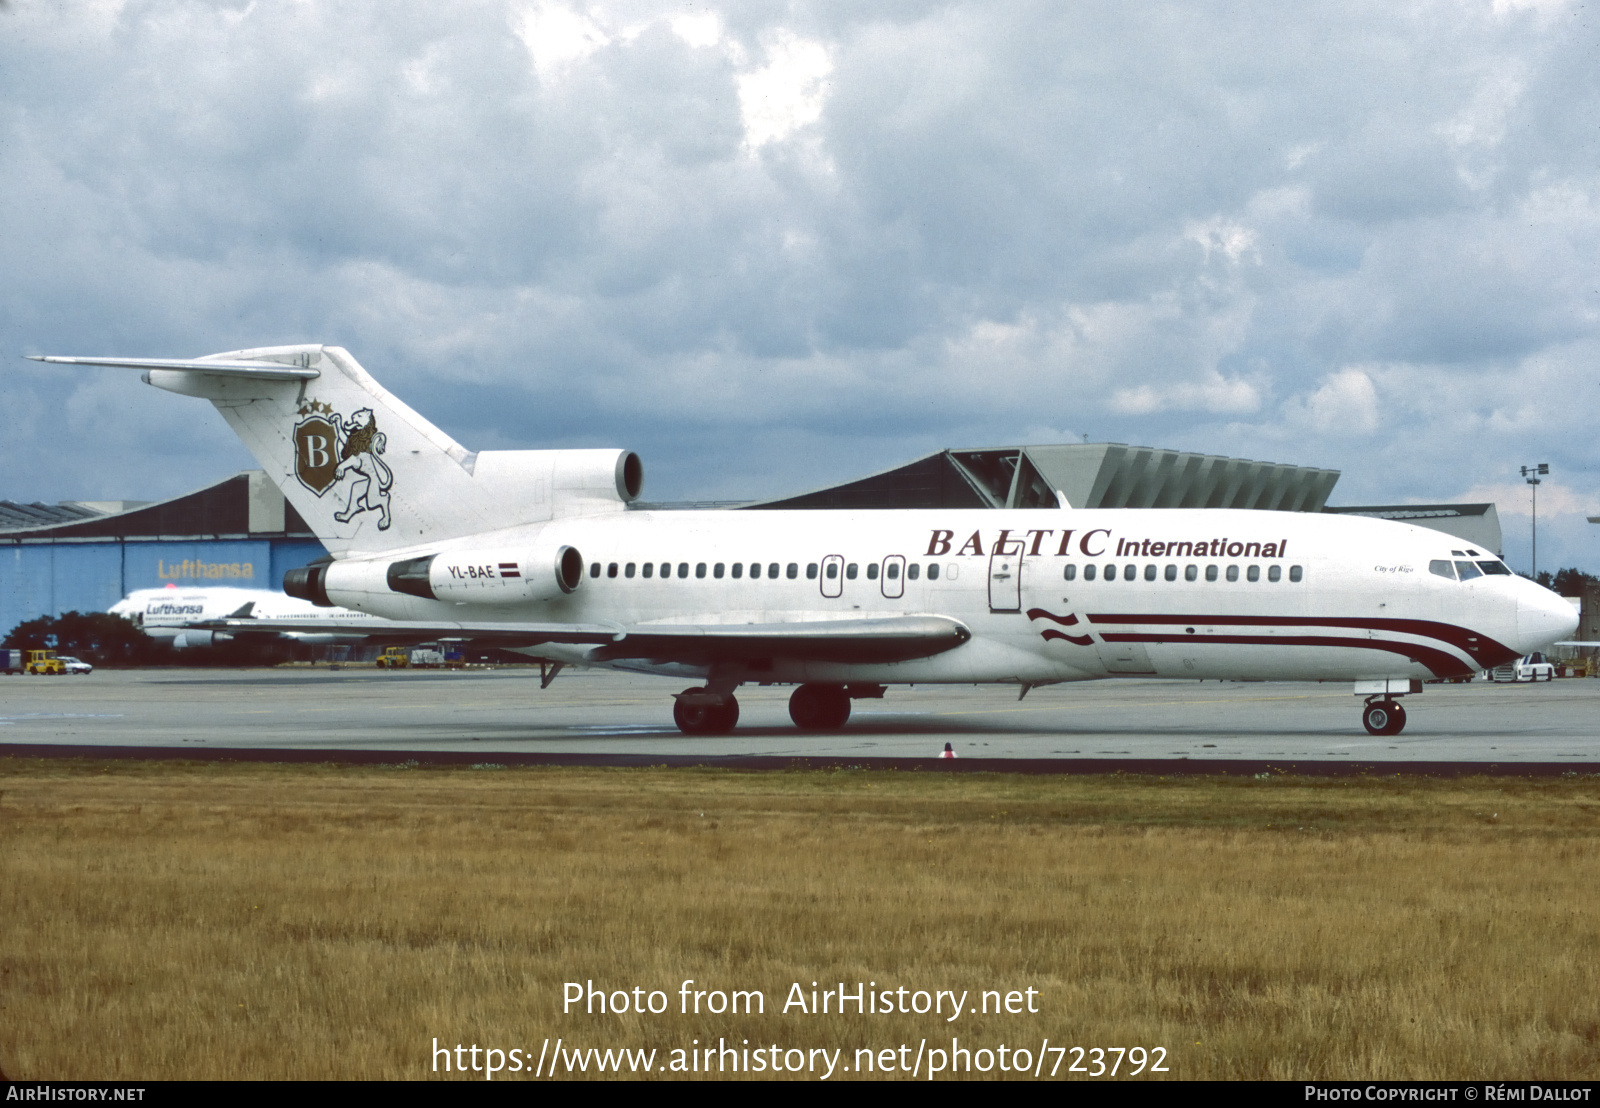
[34,345,1578,736]
[109,584,385,648]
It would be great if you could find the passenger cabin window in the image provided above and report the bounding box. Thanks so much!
[750,563,761,578]
[1206,565,1218,582]
[642,563,653,578]
[867,564,879,580]
[1123,564,1137,582]
[907,564,919,580]
[713,563,724,578]
[1084,564,1097,581]
[885,562,899,580]
[1268,565,1281,582]
[1165,565,1177,581]
[1143,564,1157,581]
[661,562,672,578]
[731,563,743,578]
[590,563,601,578]
[696,563,707,578]
[787,563,799,579]
[625,563,636,578]
[677,563,689,579]
[807,564,819,579]
[1185,565,1198,582]
[1063,564,1077,581]
[927,564,939,580]
[1247,565,1260,582]
[1289,565,1303,582]
[607,563,618,578]
[768,562,780,579]
[1429,560,1456,579]
[1226,565,1240,582]
[846,564,858,579]
[825,562,838,579]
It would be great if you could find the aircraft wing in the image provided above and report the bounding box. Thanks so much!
[194,615,971,664]
[591,616,971,665]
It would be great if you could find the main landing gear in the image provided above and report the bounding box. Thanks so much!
[1361,698,1407,736]
[788,683,851,731]
[670,682,870,735]
[673,688,740,735]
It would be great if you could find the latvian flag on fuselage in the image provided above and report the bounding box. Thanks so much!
[499,562,521,578]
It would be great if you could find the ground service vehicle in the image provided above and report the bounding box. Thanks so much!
[25,649,65,675]
[376,646,410,668]
[1515,652,1555,682]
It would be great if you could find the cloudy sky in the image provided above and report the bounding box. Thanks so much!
[3,0,1597,572]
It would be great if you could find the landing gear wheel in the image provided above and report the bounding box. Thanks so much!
[673,689,739,735]
[1362,700,1406,736]
[789,683,851,730]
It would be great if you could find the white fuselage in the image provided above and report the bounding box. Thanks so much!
[320,507,1568,686]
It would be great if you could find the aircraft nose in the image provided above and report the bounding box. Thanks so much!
[1517,586,1579,653]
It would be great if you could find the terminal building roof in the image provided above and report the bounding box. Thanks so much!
[0,471,313,542]
[751,444,1341,513]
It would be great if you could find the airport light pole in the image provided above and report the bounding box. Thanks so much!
[1521,463,1549,582]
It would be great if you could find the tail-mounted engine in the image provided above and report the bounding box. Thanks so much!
[286,540,585,608]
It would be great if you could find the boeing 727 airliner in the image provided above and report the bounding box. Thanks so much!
[32,345,1578,736]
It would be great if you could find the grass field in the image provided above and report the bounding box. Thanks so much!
[2,758,1598,1080]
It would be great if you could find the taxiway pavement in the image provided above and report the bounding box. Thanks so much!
[2,666,1597,773]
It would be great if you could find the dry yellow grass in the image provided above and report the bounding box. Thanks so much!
[2,759,1598,1080]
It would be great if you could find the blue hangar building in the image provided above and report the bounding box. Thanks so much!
[0,471,326,635]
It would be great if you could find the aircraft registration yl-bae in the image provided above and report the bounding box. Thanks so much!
[109,585,386,649]
[32,344,1577,737]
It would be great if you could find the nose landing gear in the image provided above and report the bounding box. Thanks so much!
[1361,698,1407,736]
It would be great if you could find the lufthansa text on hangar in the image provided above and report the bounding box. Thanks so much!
[0,471,326,635]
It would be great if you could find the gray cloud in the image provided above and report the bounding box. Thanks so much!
[3,0,1597,570]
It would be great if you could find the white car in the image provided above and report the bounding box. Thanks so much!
[1515,652,1555,682]
[57,655,93,675]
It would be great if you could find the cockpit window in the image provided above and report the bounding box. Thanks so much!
[1454,561,1483,581]
[1477,560,1512,576]
[1429,560,1455,580]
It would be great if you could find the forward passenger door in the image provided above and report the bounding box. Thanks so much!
[820,554,844,599]
[988,543,1022,612]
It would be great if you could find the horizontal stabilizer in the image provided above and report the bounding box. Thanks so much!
[26,355,320,381]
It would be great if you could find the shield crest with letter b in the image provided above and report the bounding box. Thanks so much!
[294,415,339,495]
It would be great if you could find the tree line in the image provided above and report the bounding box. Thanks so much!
[2,612,306,667]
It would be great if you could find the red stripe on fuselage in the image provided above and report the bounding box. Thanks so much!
[1085,613,1517,671]
[1096,632,1474,679]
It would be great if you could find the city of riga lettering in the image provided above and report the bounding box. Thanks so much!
[925,528,1289,560]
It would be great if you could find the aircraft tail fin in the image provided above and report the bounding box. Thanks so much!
[142,345,480,556]
[35,344,643,558]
